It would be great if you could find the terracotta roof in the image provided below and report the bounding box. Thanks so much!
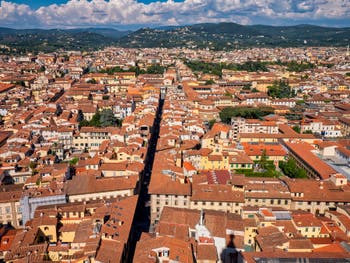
[284,141,337,179]
[134,235,194,263]
[66,174,138,196]
[191,184,244,202]
[95,239,123,263]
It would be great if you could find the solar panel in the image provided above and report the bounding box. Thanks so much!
[273,212,291,220]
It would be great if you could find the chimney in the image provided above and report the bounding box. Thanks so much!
[319,181,324,190]
[200,209,205,226]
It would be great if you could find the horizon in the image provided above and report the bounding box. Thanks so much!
[1,21,350,32]
[0,0,349,29]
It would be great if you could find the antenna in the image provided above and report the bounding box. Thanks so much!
[200,209,204,225]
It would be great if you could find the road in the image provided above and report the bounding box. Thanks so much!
[126,95,164,262]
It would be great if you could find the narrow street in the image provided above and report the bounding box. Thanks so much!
[126,93,165,262]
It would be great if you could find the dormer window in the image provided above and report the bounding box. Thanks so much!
[163,249,169,257]
[152,247,170,259]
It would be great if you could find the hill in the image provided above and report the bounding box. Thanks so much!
[0,23,349,53]
[116,23,350,49]
[0,27,128,54]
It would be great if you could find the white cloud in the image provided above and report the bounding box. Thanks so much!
[0,0,349,28]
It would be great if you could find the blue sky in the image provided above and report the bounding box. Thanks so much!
[0,0,349,29]
[9,0,184,9]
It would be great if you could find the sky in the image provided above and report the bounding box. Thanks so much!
[0,0,349,29]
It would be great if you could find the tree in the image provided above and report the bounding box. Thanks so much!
[286,61,315,72]
[100,109,116,127]
[205,79,215,85]
[208,119,216,129]
[146,64,165,74]
[258,149,268,171]
[267,80,294,99]
[79,119,90,127]
[292,125,301,133]
[219,106,275,124]
[79,109,123,128]
[29,161,37,170]
[87,78,97,84]
[242,84,251,91]
[279,159,307,178]
[69,157,79,166]
[303,130,313,134]
[224,91,232,97]
[89,111,101,127]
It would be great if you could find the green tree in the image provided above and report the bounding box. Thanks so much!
[224,91,232,97]
[69,157,79,166]
[29,161,37,170]
[259,149,268,171]
[286,61,315,72]
[267,80,294,99]
[205,79,215,85]
[279,159,307,178]
[242,84,252,90]
[303,130,313,134]
[87,78,97,84]
[146,64,165,74]
[89,111,101,127]
[79,119,90,127]
[208,119,216,129]
[100,109,116,127]
[292,125,301,133]
[219,106,274,123]
[79,109,123,128]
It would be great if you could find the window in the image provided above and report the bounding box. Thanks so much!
[5,207,10,214]
[191,231,196,238]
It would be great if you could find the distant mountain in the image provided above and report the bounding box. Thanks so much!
[0,23,349,53]
[68,28,131,39]
[116,22,350,49]
[0,27,129,53]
